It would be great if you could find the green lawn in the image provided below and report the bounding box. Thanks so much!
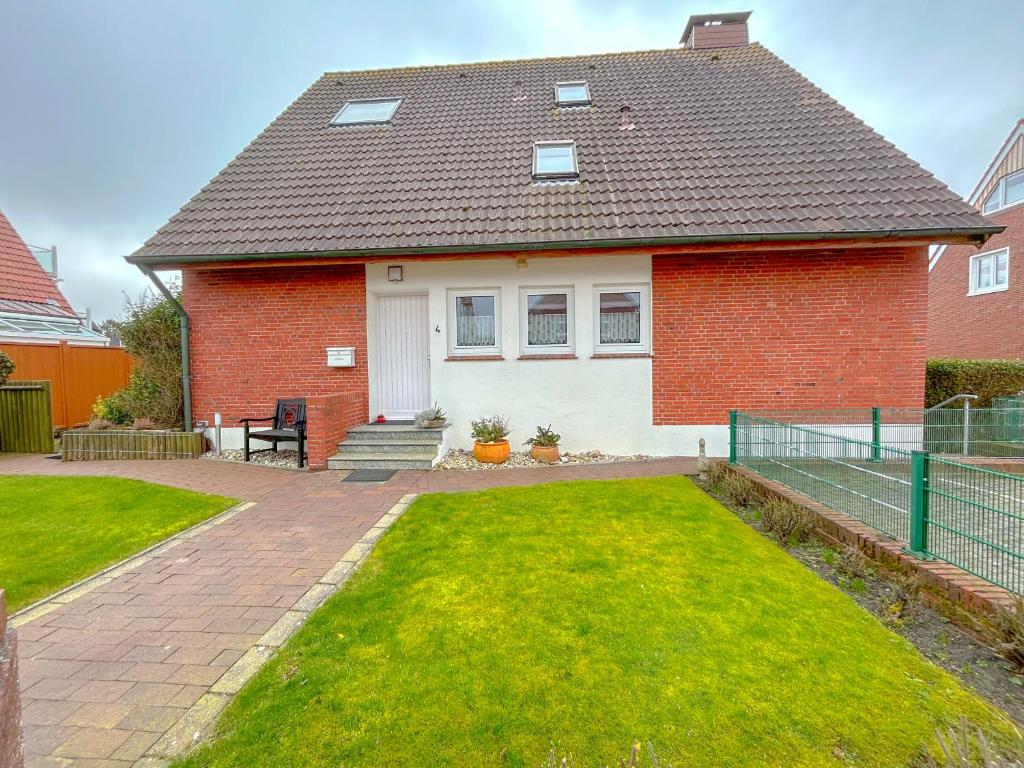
[179,477,1016,768]
[0,475,236,611]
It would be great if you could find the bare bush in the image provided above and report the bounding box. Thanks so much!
[760,497,815,543]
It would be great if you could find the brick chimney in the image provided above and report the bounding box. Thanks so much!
[680,11,752,49]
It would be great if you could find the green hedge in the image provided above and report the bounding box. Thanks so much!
[926,359,1024,408]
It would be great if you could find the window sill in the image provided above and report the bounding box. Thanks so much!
[517,353,578,361]
[590,352,653,359]
[446,355,504,361]
[967,286,1009,297]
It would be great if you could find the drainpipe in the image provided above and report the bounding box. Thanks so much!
[136,265,192,432]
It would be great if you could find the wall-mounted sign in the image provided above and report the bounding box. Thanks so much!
[326,347,355,367]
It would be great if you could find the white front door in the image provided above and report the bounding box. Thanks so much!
[376,294,430,420]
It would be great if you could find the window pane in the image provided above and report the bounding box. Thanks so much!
[333,99,400,124]
[556,83,589,103]
[1006,173,1024,207]
[996,251,1009,286]
[527,293,568,345]
[455,295,495,347]
[983,187,1001,213]
[599,291,641,344]
[978,256,993,289]
[535,145,576,176]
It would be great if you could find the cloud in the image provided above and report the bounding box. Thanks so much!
[0,0,1021,322]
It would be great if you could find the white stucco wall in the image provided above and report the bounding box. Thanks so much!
[365,255,727,457]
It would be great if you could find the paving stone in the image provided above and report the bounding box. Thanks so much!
[53,728,131,759]
[62,703,133,729]
[209,647,273,694]
[256,611,307,648]
[114,706,183,734]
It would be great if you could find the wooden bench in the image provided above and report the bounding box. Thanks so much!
[240,398,307,468]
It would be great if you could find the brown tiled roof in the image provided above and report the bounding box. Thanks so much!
[131,43,997,264]
[0,210,76,316]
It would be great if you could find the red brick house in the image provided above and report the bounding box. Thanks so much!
[127,12,998,469]
[928,119,1023,359]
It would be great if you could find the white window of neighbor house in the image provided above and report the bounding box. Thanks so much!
[969,248,1009,296]
[331,98,402,125]
[594,286,650,354]
[520,288,574,355]
[555,81,591,106]
[533,141,578,180]
[449,290,500,356]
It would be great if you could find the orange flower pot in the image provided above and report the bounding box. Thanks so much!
[530,444,560,464]
[473,440,510,464]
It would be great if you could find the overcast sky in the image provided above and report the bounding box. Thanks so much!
[1,0,1022,321]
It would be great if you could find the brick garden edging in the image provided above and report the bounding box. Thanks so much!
[722,463,1017,615]
[136,493,419,767]
[1,591,25,768]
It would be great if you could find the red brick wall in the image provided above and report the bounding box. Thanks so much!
[652,246,928,423]
[0,591,23,768]
[182,265,369,469]
[927,204,1024,359]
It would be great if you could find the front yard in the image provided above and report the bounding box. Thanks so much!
[178,477,1016,767]
[0,475,236,610]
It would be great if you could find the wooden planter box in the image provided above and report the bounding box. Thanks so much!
[62,429,203,461]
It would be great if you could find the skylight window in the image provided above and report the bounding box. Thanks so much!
[533,141,578,180]
[555,81,591,106]
[331,98,402,125]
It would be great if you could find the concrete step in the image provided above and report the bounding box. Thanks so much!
[344,423,447,444]
[327,451,437,470]
[336,439,439,455]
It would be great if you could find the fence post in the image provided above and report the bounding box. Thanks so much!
[907,450,932,558]
[728,410,737,465]
[870,406,882,462]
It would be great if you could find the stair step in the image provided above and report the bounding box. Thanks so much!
[346,423,448,442]
[337,440,438,455]
[327,451,437,470]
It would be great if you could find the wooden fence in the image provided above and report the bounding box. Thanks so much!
[0,341,133,428]
[62,429,203,461]
[0,380,53,453]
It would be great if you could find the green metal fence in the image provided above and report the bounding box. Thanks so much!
[730,410,1024,595]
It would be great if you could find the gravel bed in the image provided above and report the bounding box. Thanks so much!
[202,448,305,469]
[436,449,652,471]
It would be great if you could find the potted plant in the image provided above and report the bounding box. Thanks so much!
[525,425,561,464]
[471,415,511,464]
[416,403,447,429]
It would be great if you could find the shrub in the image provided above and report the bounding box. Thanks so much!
[835,547,874,581]
[715,472,761,507]
[706,460,730,487]
[760,497,815,543]
[98,287,183,427]
[93,370,164,427]
[87,418,116,430]
[470,415,510,443]
[525,425,561,447]
[0,350,13,386]
[978,596,1024,673]
[926,359,1024,408]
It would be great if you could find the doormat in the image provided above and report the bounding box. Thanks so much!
[341,469,397,483]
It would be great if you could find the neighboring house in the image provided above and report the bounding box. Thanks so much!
[127,12,999,469]
[928,119,1023,359]
[0,209,108,346]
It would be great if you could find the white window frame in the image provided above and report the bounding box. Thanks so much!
[330,98,403,126]
[593,284,651,354]
[532,141,579,180]
[520,287,575,355]
[554,81,591,107]
[982,169,1024,214]
[968,247,1010,296]
[447,289,501,356]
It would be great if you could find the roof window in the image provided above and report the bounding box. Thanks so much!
[555,81,591,106]
[533,141,578,180]
[331,98,402,126]
[982,169,1024,214]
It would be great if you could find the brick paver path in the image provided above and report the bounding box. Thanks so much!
[2,453,695,767]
